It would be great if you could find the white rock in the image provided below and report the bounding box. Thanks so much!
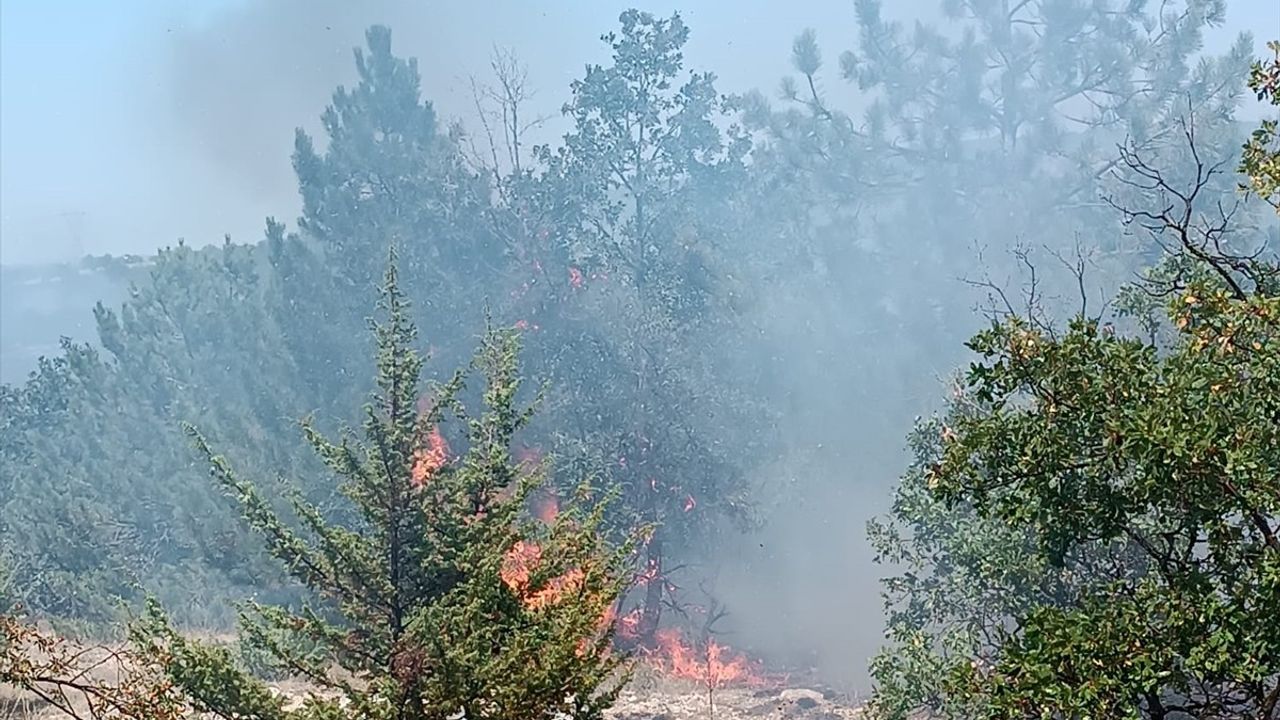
[779,688,825,703]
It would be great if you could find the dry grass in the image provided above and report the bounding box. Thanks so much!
[1,628,865,720]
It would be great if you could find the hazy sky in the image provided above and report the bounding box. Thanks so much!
[2,0,1276,265]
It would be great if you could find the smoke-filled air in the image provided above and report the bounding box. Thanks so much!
[1,1,1278,718]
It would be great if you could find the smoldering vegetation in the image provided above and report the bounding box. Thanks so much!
[1,0,1277,710]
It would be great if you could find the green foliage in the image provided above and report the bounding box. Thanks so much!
[2,16,1272,704]
[132,257,630,718]
[869,126,1280,717]
[291,24,500,378]
[865,414,1078,720]
[1241,40,1280,211]
[0,240,321,623]
[0,26,497,624]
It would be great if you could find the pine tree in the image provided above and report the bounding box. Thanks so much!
[133,252,631,719]
[508,9,771,644]
[291,25,501,380]
[0,241,309,623]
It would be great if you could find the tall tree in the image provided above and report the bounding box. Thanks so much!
[0,240,315,622]
[291,25,503,380]
[135,255,629,719]
[0,27,511,622]
[504,10,770,641]
[867,50,1280,718]
[736,0,1258,484]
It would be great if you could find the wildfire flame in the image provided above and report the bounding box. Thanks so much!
[500,538,771,688]
[646,628,770,690]
[411,426,450,487]
[526,568,585,610]
[591,603,644,657]
[500,540,586,611]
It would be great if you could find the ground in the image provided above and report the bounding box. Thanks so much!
[1,626,867,719]
[4,673,866,719]
[608,671,865,719]
[263,669,868,720]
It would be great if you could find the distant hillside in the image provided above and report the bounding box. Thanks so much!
[0,255,149,384]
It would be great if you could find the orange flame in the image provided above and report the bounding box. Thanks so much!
[646,628,769,689]
[411,426,450,487]
[597,603,644,644]
[616,608,643,640]
[500,540,541,593]
[526,568,585,610]
[500,540,586,611]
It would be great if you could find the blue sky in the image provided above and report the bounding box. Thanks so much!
[1,0,1276,264]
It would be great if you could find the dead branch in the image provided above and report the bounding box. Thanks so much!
[1106,113,1276,300]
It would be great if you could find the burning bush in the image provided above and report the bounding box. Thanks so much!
[128,256,634,719]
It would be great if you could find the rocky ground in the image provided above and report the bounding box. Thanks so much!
[267,669,867,720]
[608,678,865,719]
[6,678,866,719]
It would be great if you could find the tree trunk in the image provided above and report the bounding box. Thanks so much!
[637,531,663,647]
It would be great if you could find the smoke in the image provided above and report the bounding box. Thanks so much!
[152,0,901,240]
[2,0,1277,693]
[152,2,951,690]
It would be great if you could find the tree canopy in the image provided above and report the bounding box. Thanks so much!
[866,39,1280,719]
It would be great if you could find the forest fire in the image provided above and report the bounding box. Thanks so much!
[643,628,771,689]
[6,2,1275,718]
[411,426,450,487]
[499,533,771,691]
[500,540,588,611]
